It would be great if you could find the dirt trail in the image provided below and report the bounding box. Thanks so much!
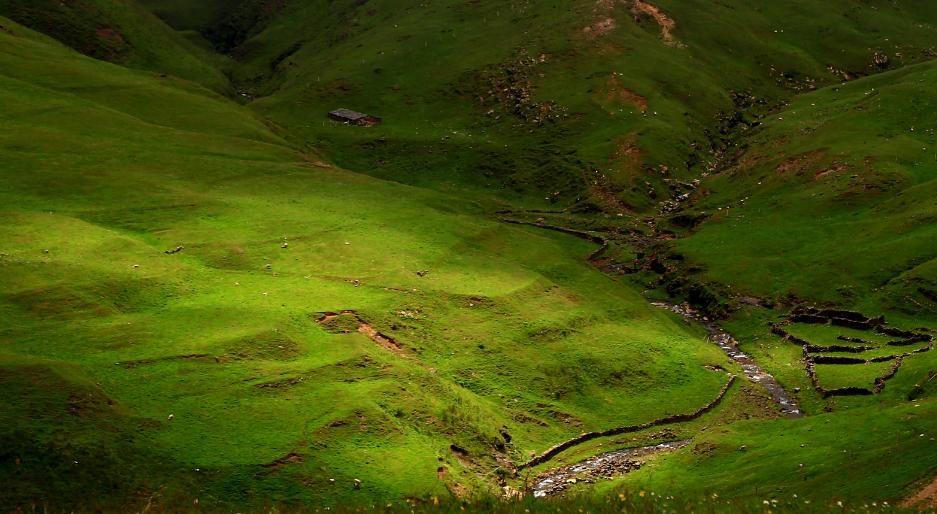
[533,440,690,497]
[903,476,937,509]
[632,0,677,43]
[653,302,801,417]
[316,310,406,357]
[357,323,404,354]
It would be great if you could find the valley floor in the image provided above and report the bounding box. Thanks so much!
[0,4,936,512]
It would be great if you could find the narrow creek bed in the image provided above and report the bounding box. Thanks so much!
[651,302,801,417]
[532,440,691,497]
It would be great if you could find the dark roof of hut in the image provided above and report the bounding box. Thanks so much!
[329,108,368,120]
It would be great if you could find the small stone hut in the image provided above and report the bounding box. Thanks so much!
[328,108,382,127]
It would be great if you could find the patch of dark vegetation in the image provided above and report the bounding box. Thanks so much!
[662,274,730,318]
[908,370,937,401]
[7,284,118,320]
[205,0,289,53]
[0,360,189,512]
[528,325,580,343]
[337,132,589,203]
[0,0,133,62]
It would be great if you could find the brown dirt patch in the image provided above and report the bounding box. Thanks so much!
[611,134,644,167]
[511,411,549,427]
[631,0,678,43]
[95,27,126,45]
[358,322,405,355]
[814,162,849,181]
[602,74,648,112]
[550,410,584,426]
[447,482,469,499]
[775,150,826,176]
[316,310,412,359]
[263,452,304,469]
[903,475,937,509]
[584,17,618,36]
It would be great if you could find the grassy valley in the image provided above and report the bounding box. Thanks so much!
[0,1,936,512]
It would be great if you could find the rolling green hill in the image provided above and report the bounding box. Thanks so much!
[1,1,937,512]
[224,0,937,209]
[0,16,735,510]
[675,58,937,316]
[0,0,231,92]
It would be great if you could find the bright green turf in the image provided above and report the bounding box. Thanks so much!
[676,59,937,317]
[2,1,937,512]
[0,19,736,510]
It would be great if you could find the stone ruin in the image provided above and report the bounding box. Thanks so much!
[772,307,934,397]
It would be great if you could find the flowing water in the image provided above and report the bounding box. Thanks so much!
[651,302,801,417]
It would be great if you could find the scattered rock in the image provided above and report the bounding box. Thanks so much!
[531,440,685,497]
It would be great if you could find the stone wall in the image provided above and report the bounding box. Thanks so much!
[773,310,934,398]
[519,375,736,469]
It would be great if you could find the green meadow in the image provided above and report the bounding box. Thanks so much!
[1,1,936,512]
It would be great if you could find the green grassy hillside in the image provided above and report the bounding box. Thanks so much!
[676,59,937,316]
[0,17,746,511]
[224,0,937,209]
[2,1,937,512]
[0,0,231,92]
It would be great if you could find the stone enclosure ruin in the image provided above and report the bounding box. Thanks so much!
[771,307,934,397]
